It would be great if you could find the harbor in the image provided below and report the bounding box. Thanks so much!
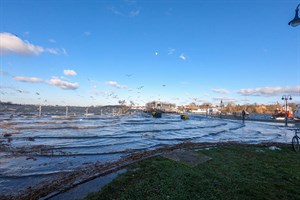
[1,1,300,199]
[0,107,298,199]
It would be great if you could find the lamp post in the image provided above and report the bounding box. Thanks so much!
[281,95,292,126]
[288,3,300,27]
[206,104,209,117]
[220,100,223,118]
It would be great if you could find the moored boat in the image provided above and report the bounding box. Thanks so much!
[84,107,94,116]
[152,111,162,118]
[272,107,293,120]
[180,114,189,120]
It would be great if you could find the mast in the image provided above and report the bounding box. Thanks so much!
[38,104,42,117]
[66,106,68,117]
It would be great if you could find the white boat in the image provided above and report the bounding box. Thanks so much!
[51,115,69,119]
[189,108,207,114]
[84,107,94,116]
[272,106,293,120]
[274,117,286,121]
[84,113,95,116]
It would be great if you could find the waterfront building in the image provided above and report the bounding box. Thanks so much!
[145,101,176,112]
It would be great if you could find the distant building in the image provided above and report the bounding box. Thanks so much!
[189,108,207,114]
[260,104,267,110]
[145,101,176,112]
[189,107,220,114]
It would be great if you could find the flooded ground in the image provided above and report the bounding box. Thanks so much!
[0,112,297,199]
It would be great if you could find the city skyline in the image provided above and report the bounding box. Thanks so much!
[1,0,300,106]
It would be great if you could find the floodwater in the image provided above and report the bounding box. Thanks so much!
[0,112,297,198]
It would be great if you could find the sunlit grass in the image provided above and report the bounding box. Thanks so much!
[85,145,300,200]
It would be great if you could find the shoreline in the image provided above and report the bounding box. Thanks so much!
[2,141,291,200]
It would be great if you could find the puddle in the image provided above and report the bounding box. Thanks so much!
[47,169,127,200]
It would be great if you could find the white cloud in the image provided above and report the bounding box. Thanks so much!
[0,32,66,56]
[168,48,175,55]
[46,48,68,55]
[212,88,230,94]
[238,86,300,96]
[49,39,56,43]
[13,76,44,83]
[108,6,122,16]
[63,70,77,76]
[0,33,44,55]
[59,76,70,81]
[48,77,79,90]
[129,10,140,17]
[45,48,59,55]
[105,81,127,89]
[108,4,140,18]
[62,48,68,56]
[179,53,186,60]
[12,75,78,90]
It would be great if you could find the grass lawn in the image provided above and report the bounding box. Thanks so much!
[85,145,300,200]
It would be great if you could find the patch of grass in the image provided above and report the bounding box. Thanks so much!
[85,145,300,200]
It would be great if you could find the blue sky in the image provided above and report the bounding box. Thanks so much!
[1,0,300,106]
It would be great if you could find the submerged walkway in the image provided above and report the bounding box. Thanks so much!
[13,142,290,200]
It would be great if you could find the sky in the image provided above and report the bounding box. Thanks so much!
[0,0,300,107]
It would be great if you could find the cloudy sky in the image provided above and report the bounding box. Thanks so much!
[0,0,300,106]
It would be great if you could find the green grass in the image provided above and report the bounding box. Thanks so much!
[85,145,300,200]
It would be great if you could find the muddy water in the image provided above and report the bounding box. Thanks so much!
[0,113,296,197]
